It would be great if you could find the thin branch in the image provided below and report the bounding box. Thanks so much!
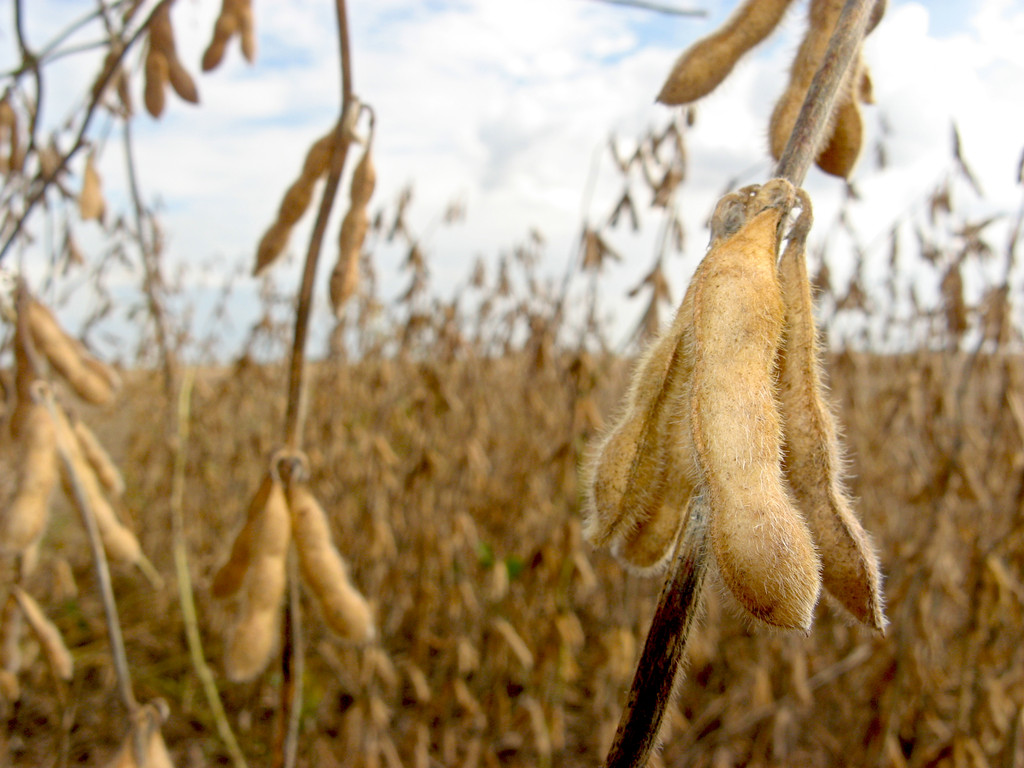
[281,0,355,450]
[41,384,138,716]
[774,0,875,187]
[275,2,356,765]
[170,368,249,768]
[603,494,709,768]
[584,0,707,18]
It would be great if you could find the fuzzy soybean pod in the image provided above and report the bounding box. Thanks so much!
[210,473,272,599]
[253,132,335,275]
[287,482,374,642]
[814,88,862,179]
[202,0,255,71]
[224,476,291,682]
[776,192,885,630]
[582,306,696,573]
[329,140,376,315]
[143,46,169,119]
[26,298,119,405]
[11,586,73,681]
[1,402,58,554]
[53,406,144,566]
[104,702,173,768]
[73,420,125,499]
[689,180,821,631]
[658,0,796,105]
[584,189,767,572]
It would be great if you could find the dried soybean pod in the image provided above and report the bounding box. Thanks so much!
[288,482,374,642]
[0,595,23,678]
[1,402,58,553]
[776,191,884,630]
[10,288,41,438]
[237,0,256,62]
[582,325,677,551]
[253,222,291,275]
[815,92,862,179]
[329,139,375,314]
[768,0,846,163]
[11,586,73,681]
[658,0,796,105]
[105,702,174,768]
[690,180,821,631]
[202,0,240,72]
[224,476,290,682]
[329,209,369,314]
[349,141,376,207]
[143,47,169,118]
[167,58,199,104]
[581,194,756,568]
[253,131,336,275]
[73,419,125,498]
[0,95,17,174]
[79,152,105,222]
[26,297,116,405]
[211,472,273,599]
[148,2,198,106]
[53,404,144,566]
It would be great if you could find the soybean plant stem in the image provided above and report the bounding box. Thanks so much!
[275,3,355,767]
[603,495,709,768]
[775,0,875,187]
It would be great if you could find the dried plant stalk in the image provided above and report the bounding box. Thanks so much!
[287,481,374,643]
[224,475,291,682]
[776,190,884,630]
[11,586,73,682]
[658,0,796,104]
[604,493,710,768]
[770,0,847,163]
[688,181,821,630]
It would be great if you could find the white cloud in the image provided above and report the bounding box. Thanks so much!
[5,0,1024,355]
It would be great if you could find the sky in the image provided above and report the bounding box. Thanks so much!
[3,0,1024,359]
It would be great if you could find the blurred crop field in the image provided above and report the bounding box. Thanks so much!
[4,147,1024,766]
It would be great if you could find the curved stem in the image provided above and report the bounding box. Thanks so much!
[281,0,354,450]
[603,495,709,768]
[43,391,138,716]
